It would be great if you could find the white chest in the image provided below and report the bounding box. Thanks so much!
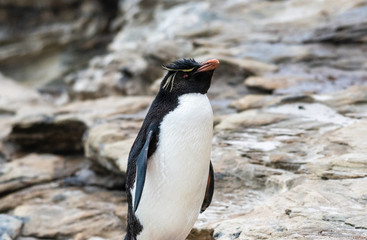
[135,93,213,240]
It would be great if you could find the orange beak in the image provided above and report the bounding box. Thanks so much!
[197,59,220,72]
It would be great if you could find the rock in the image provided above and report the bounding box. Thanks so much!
[14,204,122,239]
[272,66,367,95]
[266,103,354,126]
[55,96,152,126]
[187,228,214,240]
[314,85,367,109]
[230,94,280,111]
[63,168,125,190]
[0,0,119,87]
[143,39,194,63]
[0,74,42,113]
[266,173,306,192]
[0,154,82,194]
[65,52,155,99]
[0,75,54,139]
[0,214,23,240]
[2,1,367,240]
[212,178,367,240]
[6,116,87,154]
[345,215,367,229]
[110,2,217,52]
[5,96,152,154]
[4,184,126,240]
[244,76,312,92]
[219,56,278,76]
[215,109,288,130]
[85,120,141,174]
[230,94,314,111]
[304,5,367,43]
[327,120,367,152]
[56,96,152,125]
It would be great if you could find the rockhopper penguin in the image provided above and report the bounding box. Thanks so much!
[124,58,219,240]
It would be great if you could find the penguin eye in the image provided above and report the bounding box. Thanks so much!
[183,74,189,78]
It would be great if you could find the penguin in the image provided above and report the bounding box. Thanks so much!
[124,58,219,240]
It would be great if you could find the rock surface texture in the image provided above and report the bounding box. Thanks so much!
[1,0,367,240]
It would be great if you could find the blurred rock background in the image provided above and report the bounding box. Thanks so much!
[1,0,367,239]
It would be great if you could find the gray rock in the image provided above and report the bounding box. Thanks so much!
[304,5,367,43]
[0,0,118,87]
[65,52,154,100]
[0,214,23,240]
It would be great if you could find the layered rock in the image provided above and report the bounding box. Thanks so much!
[1,0,367,240]
[0,154,82,195]
[0,0,119,87]
[4,96,152,155]
[0,183,126,240]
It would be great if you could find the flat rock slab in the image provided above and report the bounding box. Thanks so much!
[212,178,367,240]
[215,109,288,130]
[0,154,82,195]
[1,183,126,240]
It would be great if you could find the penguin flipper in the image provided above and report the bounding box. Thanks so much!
[201,161,215,213]
[134,127,155,212]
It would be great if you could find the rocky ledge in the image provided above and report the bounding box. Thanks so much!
[1,0,367,240]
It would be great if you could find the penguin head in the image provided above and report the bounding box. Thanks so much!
[160,58,219,95]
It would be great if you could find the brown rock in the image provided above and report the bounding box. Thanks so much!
[56,96,152,126]
[244,76,311,92]
[85,121,139,174]
[14,204,122,239]
[215,109,288,130]
[7,184,126,240]
[0,154,82,194]
[230,94,281,111]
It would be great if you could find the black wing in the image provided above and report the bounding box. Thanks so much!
[133,124,157,212]
[201,161,215,213]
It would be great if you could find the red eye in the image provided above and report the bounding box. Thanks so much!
[183,74,189,78]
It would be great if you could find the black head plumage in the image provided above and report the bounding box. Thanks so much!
[162,58,201,72]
